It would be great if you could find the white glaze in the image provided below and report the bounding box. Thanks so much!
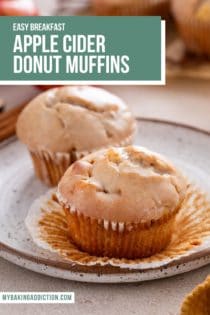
[1,120,210,282]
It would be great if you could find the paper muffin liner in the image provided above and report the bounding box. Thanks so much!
[28,133,134,187]
[30,150,71,187]
[63,206,176,259]
[174,16,210,57]
[25,184,210,269]
[181,275,210,315]
[91,0,169,17]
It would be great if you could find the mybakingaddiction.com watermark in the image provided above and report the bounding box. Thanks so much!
[0,292,75,304]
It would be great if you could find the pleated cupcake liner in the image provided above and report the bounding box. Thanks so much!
[63,206,176,259]
[25,184,210,269]
[181,275,210,315]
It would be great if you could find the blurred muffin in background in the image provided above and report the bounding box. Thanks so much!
[16,86,136,187]
[91,0,169,17]
[172,0,210,57]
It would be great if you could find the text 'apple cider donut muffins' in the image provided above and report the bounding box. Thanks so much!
[57,146,187,259]
[16,86,136,186]
[172,0,210,57]
[92,0,170,17]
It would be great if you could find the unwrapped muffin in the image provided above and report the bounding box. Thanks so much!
[92,0,169,16]
[172,0,210,57]
[16,86,136,186]
[57,146,187,259]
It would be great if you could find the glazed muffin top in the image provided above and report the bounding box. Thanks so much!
[58,146,187,223]
[172,0,210,22]
[16,86,135,153]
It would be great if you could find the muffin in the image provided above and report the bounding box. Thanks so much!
[172,0,210,57]
[16,86,136,187]
[181,276,210,315]
[92,0,169,17]
[57,146,187,259]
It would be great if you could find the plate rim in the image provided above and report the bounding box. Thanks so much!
[1,246,210,283]
[0,118,210,280]
[136,117,210,137]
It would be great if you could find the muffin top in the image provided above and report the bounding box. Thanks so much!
[16,86,135,153]
[172,0,210,22]
[58,146,187,223]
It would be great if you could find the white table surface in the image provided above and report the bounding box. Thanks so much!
[1,1,210,313]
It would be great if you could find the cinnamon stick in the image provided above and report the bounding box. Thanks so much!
[0,101,28,142]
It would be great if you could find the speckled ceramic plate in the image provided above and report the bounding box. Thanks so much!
[0,119,210,283]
